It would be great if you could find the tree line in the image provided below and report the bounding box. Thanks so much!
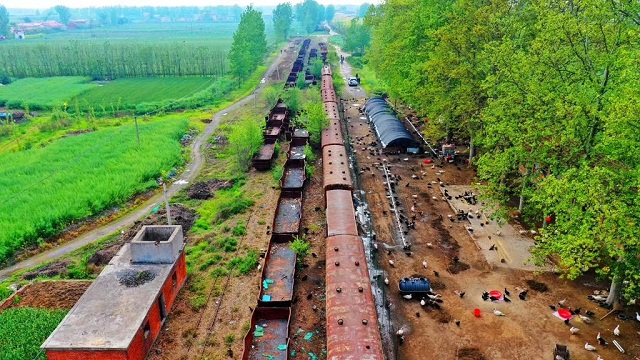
[366,0,640,304]
[0,41,228,79]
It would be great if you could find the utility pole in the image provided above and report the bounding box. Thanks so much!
[162,181,172,225]
[134,116,141,148]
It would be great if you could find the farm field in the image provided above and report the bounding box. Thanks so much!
[0,77,95,110]
[71,77,217,111]
[0,307,68,360]
[0,118,189,264]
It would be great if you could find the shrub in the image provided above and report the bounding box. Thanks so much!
[227,250,259,275]
[291,236,310,262]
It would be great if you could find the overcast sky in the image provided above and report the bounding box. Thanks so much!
[9,0,382,9]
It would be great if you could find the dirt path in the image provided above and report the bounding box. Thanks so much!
[0,47,291,281]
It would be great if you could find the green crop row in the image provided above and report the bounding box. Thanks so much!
[0,307,68,360]
[0,118,189,264]
[0,77,96,111]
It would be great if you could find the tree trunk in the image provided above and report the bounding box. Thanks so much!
[606,276,621,306]
[468,137,475,163]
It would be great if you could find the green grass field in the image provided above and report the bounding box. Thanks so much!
[0,118,188,263]
[0,308,68,360]
[0,77,95,110]
[71,77,217,111]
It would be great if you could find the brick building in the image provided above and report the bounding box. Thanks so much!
[42,225,187,360]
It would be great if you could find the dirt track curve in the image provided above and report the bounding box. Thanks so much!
[0,46,291,281]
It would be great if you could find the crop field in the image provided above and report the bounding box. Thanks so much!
[0,118,189,263]
[0,307,68,360]
[0,77,95,110]
[71,77,217,111]
[0,22,274,79]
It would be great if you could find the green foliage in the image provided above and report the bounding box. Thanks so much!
[291,236,310,262]
[325,5,336,22]
[296,71,307,89]
[303,144,316,163]
[0,41,228,80]
[301,101,328,145]
[295,0,325,34]
[216,237,238,252]
[272,164,284,184]
[282,87,303,114]
[309,58,324,79]
[0,5,8,37]
[53,5,71,24]
[0,77,95,110]
[225,334,235,345]
[368,0,640,300]
[230,6,268,81]
[232,223,247,236]
[227,249,259,275]
[273,3,294,41]
[0,308,68,360]
[261,85,281,109]
[342,18,371,55]
[189,294,207,311]
[194,183,254,231]
[0,119,188,263]
[227,116,265,171]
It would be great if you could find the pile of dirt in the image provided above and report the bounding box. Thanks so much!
[430,280,447,290]
[122,203,197,241]
[117,269,157,287]
[458,347,485,360]
[88,242,123,266]
[431,216,460,256]
[526,279,549,292]
[448,261,470,274]
[23,260,72,280]
[187,179,234,200]
[11,281,91,309]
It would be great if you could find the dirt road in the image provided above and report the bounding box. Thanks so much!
[0,47,290,281]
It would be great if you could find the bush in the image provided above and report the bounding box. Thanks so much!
[232,223,247,236]
[227,250,259,275]
[272,164,284,185]
[291,236,310,262]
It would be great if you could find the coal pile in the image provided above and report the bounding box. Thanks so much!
[117,269,157,287]
[187,179,234,200]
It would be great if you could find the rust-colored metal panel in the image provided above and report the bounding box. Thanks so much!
[323,145,352,191]
[324,101,340,120]
[325,235,384,360]
[242,307,291,360]
[322,118,344,148]
[322,88,338,103]
[322,66,332,76]
[325,190,358,237]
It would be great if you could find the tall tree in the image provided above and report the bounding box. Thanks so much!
[227,117,265,170]
[343,18,371,55]
[358,3,370,18]
[295,0,323,34]
[0,5,9,37]
[325,5,335,23]
[273,3,293,42]
[229,6,267,81]
[53,5,71,25]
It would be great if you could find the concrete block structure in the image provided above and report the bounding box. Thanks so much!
[42,225,187,360]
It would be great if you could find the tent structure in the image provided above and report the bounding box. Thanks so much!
[364,97,418,149]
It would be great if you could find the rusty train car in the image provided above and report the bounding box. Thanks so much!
[321,66,385,360]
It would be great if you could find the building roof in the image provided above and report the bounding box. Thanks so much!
[42,237,180,350]
[364,97,418,149]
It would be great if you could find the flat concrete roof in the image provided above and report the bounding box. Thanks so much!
[42,244,176,350]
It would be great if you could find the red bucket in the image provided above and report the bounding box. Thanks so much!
[473,308,481,317]
[423,159,433,164]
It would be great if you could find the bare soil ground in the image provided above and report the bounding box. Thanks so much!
[10,281,91,309]
[342,97,640,360]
